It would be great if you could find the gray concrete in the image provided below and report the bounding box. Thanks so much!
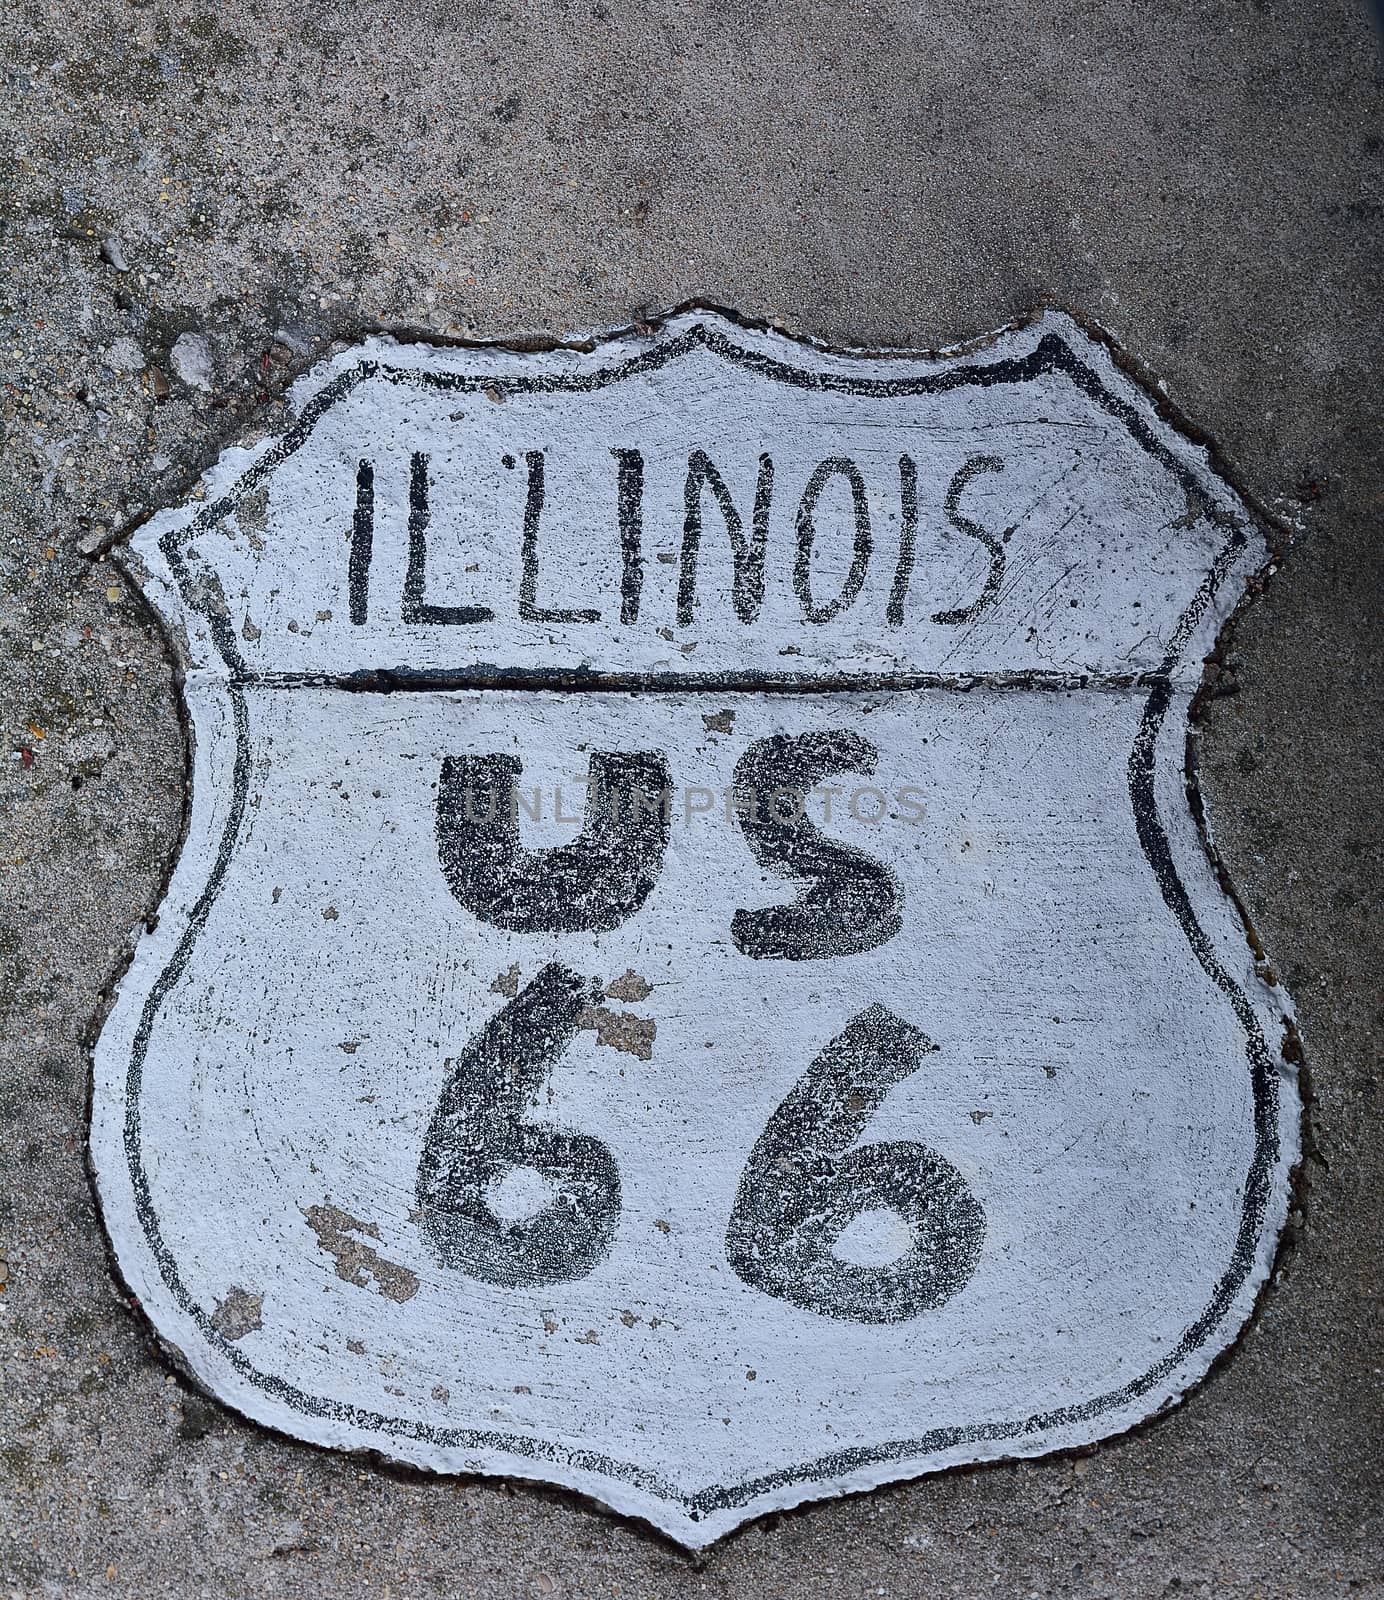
[1,0,1380,1593]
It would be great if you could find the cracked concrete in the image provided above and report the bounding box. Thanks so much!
[0,0,1380,1595]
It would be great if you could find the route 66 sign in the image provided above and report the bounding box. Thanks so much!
[92,309,1299,1545]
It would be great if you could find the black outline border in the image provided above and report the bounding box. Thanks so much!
[107,313,1287,1539]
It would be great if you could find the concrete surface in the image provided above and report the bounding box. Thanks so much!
[0,0,1379,1594]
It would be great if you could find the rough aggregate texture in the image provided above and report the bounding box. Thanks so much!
[0,0,1380,1595]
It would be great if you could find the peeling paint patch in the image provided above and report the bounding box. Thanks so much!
[604,968,652,1002]
[209,1286,263,1340]
[238,485,270,530]
[577,1004,656,1060]
[489,962,521,997]
[302,1203,419,1303]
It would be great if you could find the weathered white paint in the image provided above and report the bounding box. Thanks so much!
[91,311,1299,1546]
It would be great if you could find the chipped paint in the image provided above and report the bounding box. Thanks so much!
[209,1286,263,1341]
[577,1004,657,1060]
[303,1203,420,1305]
[604,970,653,1003]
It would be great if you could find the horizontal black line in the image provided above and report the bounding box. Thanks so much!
[231,668,1177,695]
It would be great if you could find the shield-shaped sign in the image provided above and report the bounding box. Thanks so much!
[92,310,1299,1545]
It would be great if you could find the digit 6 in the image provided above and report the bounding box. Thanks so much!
[725,1005,984,1322]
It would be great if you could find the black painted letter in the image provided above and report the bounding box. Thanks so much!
[611,448,645,624]
[725,1005,985,1322]
[403,452,495,626]
[416,963,620,1287]
[436,750,671,932]
[932,454,1006,626]
[886,453,918,627]
[731,730,902,960]
[520,450,600,624]
[794,457,872,623]
[677,450,774,626]
[348,459,374,625]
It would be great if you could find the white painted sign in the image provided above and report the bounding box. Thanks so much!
[92,310,1299,1546]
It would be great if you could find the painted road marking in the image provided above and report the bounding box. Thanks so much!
[91,310,1298,1546]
